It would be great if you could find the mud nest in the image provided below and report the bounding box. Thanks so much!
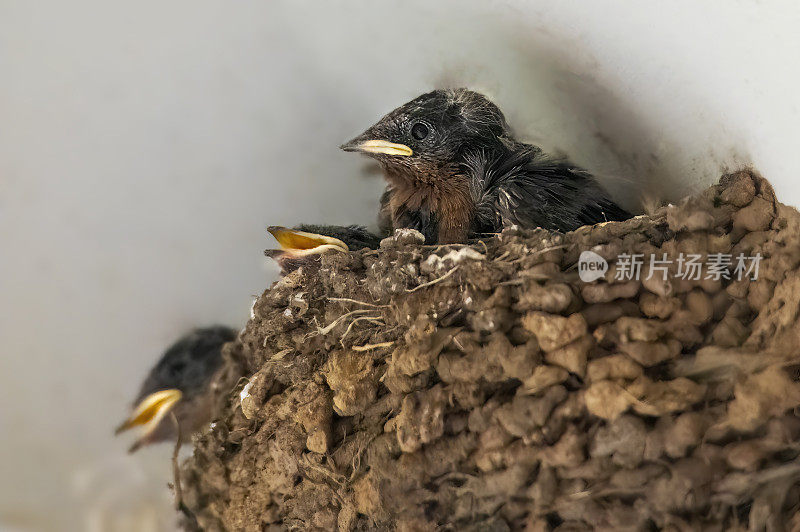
[182,170,800,531]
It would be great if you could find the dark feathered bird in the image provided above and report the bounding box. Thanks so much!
[341,88,632,244]
[115,326,237,452]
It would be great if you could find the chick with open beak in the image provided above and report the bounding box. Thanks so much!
[116,326,236,453]
[341,88,632,244]
[265,224,382,273]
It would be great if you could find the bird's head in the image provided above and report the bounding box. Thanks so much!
[341,89,511,179]
[115,326,235,452]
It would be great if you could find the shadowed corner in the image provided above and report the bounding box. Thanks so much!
[426,15,753,212]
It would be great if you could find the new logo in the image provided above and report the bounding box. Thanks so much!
[578,251,608,282]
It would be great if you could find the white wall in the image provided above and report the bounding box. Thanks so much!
[1,1,798,529]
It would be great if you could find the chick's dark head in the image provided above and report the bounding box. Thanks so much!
[341,89,511,178]
[115,326,237,453]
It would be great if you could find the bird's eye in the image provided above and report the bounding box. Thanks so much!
[411,122,429,141]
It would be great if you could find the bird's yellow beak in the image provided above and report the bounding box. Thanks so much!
[267,226,349,257]
[115,389,183,436]
[343,139,412,157]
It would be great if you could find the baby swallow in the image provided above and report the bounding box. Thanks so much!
[265,224,381,273]
[342,88,632,244]
[116,326,237,453]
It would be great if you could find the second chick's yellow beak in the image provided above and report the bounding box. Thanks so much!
[267,226,349,257]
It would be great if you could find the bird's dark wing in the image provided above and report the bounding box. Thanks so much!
[391,204,438,244]
[379,186,443,244]
[136,326,236,402]
[465,147,631,233]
